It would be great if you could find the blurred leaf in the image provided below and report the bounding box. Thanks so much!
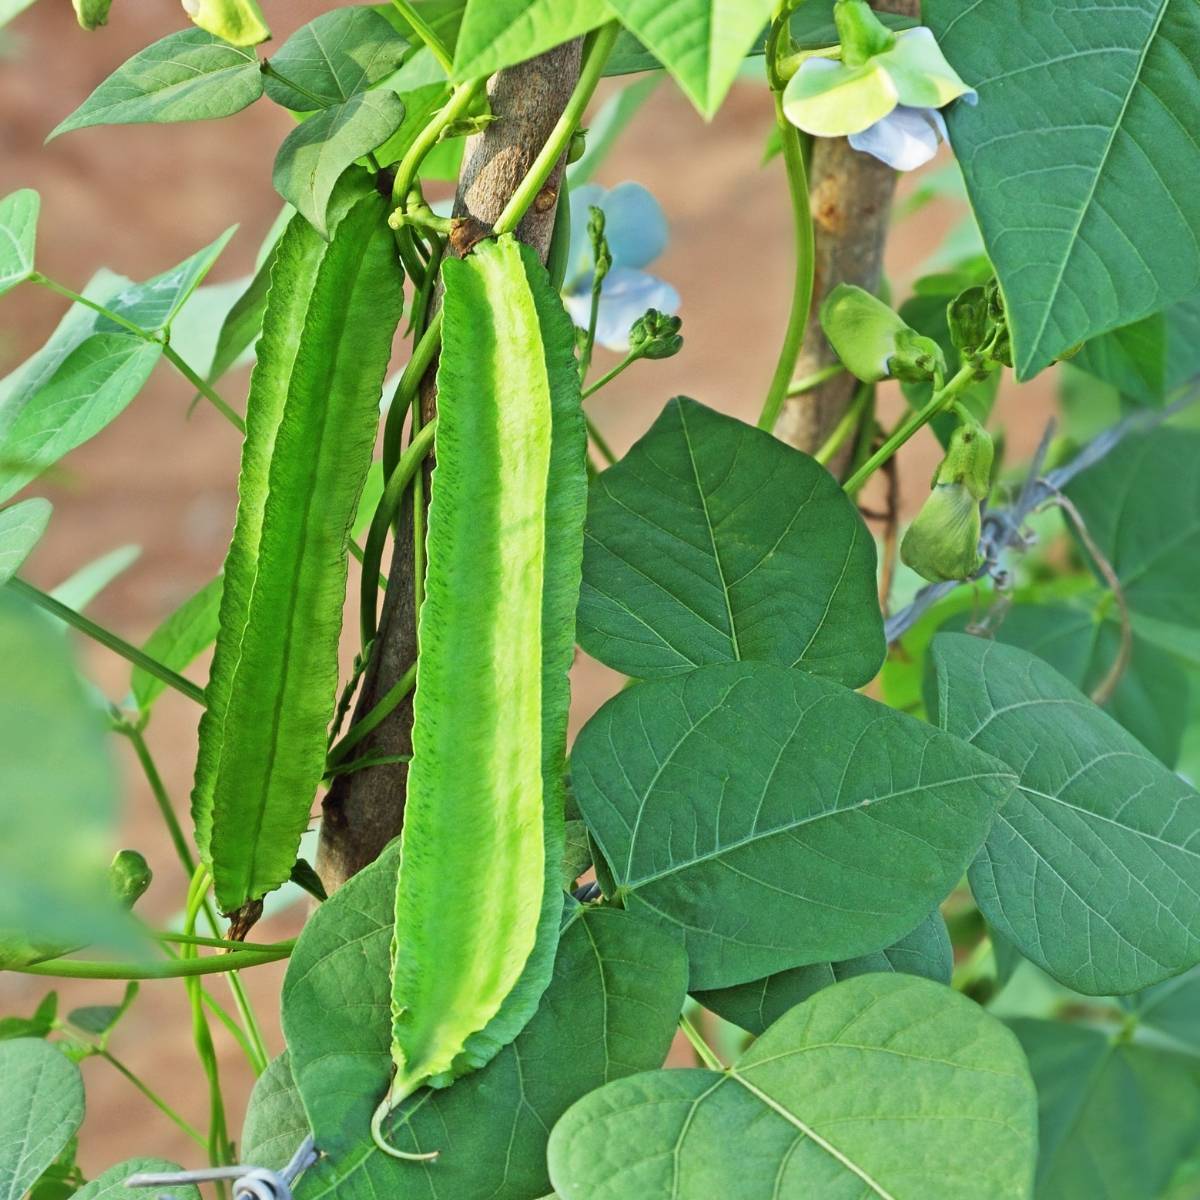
[0,0,39,26]
[74,1159,199,1200]
[131,575,221,716]
[0,497,51,585]
[350,460,383,540]
[1122,965,1200,1056]
[452,0,610,82]
[0,188,38,298]
[548,975,1038,1200]
[68,982,138,1042]
[0,1040,85,1200]
[49,29,264,138]
[0,590,127,952]
[0,993,57,1041]
[165,277,250,380]
[51,544,140,613]
[273,91,405,236]
[264,6,409,110]
[696,909,953,1035]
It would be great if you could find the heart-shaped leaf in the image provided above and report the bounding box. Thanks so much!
[0,1040,85,1200]
[695,908,952,1035]
[548,974,1038,1200]
[49,29,264,138]
[929,632,1200,995]
[274,847,686,1200]
[0,189,38,298]
[573,660,1013,988]
[926,0,1200,378]
[578,398,884,687]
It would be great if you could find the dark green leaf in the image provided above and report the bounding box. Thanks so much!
[603,0,772,117]
[0,1040,85,1200]
[573,660,1013,988]
[74,1159,199,1200]
[1064,426,1200,666]
[578,397,884,687]
[264,6,408,110]
[49,29,264,138]
[696,908,952,1035]
[925,0,1200,378]
[548,974,1038,1200]
[0,498,51,585]
[273,91,405,237]
[371,82,449,168]
[274,848,686,1199]
[452,0,611,82]
[0,189,38,297]
[193,186,404,914]
[131,576,222,716]
[930,632,1200,995]
[1012,1017,1200,1200]
[67,982,138,1040]
[941,604,1189,766]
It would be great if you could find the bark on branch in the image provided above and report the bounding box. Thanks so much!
[317,41,584,894]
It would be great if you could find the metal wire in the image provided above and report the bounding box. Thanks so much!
[124,1136,318,1200]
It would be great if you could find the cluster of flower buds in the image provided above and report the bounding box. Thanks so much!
[820,284,945,384]
[901,417,995,582]
[629,309,684,361]
[948,279,1013,374]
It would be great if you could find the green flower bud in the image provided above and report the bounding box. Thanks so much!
[900,481,983,582]
[567,129,587,165]
[820,284,944,383]
[947,285,990,359]
[835,0,897,67]
[181,0,270,46]
[629,309,683,360]
[934,417,994,501]
[72,0,112,29]
[109,849,152,909]
[587,205,612,285]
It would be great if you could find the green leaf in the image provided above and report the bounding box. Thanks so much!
[0,994,57,1042]
[0,591,128,954]
[0,335,162,504]
[603,0,772,117]
[384,235,586,1107]
[929,632,1200,995]
[1011,1017,1200,1200]
[0,1041,85,1200]
[50,544,139,612]
[941,603,1189,767]
[371,82,450,169]
[573,660,1013,989]
[131,576,222,716]
[273,91,406,237]
[578,397,884,687]
[274,848,686,1199]
[696,909,953,1036]
[925,0,1200,379]
[192,186,404,915]
[49,29,264,138]
[1073,295,1200,406]
[0,498,51,585]
[1123,964,1200,1055]
[74,1159,199,1200]
[0,189,38,298]
[452,0,611,82]
[68,982,137,1039]
[264,6,409,110]
[548,974,1038,1200]
[1064,426,1200,662]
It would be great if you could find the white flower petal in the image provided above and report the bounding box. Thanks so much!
[848,105,943,172]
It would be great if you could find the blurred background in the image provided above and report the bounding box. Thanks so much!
[0,0,1055,1174]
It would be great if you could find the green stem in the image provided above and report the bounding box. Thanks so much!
[99,1050,207,1148]
[13,946,290,979]
[324,752,412,780]
[756,97,814,433]
[842,361,978,494]
[382,310,444,477]
[389,0,454,75]
[31,273,146,337]
[578,276,603,384]
[493,23,621,237]
[260,61,330,110]
[677,1012,724,1071]
[788,362,845,397]
[392,81,484,211]
[582,350,641,401]
[361,419,437,646]
[585,414,617,467]
[8,577,206,706]
[162,345,246,433]
[814,380,871,466]
[327,661,418,767]
[121,724,196,872]
[155,931,294,953]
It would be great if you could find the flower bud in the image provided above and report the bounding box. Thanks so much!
[181,0,270,46]
[901,482,983,582]
[587,205,612,285]
[947,285,990,358]
[629,309,683,360]
[109,849,152,909]
[935,417,993,500]
[820,284,944,383]
[72,0,112,29]
[834,0,896,67]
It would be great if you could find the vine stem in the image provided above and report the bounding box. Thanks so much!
[97,1049,208,1148]
[8,577,206,706]
[677,1012,724,1071]
[389,0,454,74]
[14,946,291,980]
[327,661,417,766]
[756,56,815,432]
[814,380,871,466]
[842,361,979,494]
[392,81,484,212]
[789,362,845,397]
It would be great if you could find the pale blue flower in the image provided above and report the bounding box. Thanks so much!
[564,182,680,352]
